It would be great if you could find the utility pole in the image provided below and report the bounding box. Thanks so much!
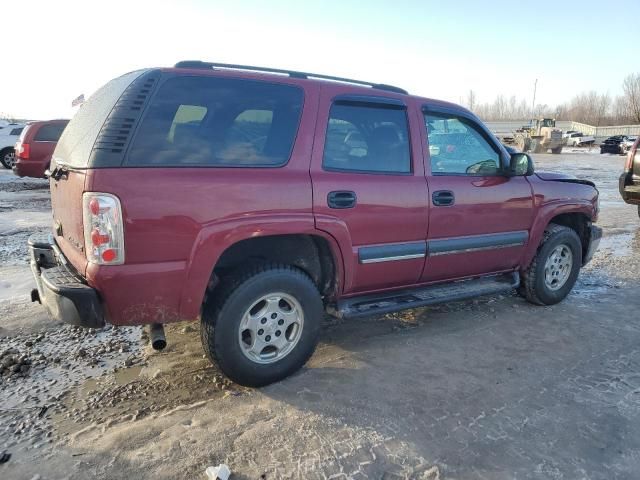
[531,79,538,122]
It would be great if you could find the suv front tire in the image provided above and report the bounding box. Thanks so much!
[201,264,322,387]
[519,224,582,305]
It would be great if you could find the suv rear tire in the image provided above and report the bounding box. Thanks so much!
[201,264,322,387]
[519,224,582,305]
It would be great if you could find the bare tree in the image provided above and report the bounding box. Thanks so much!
[612,96,632,124]
[623,73,640,123]
[467,90,476,111]
[468,74,640,126]
[595,93,611,126]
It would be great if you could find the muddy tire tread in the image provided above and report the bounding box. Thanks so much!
[520,223,578,305]
[200,263,321,386]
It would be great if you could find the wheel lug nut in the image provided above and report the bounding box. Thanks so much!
[265,335,271,342]
[278,319,284,326]
[261,318,267,324]
[258,329,264,335]
[271,313,277,319]
[275,330,281,337]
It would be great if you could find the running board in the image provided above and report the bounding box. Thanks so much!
[337,272,519,319]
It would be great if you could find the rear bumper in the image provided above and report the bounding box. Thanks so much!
[13,160,47,178]
[601,145,623,154]
[583,225,602,265]
[619,172,640,205]
[29,234,105,328]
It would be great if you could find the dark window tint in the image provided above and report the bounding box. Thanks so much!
[10,128,23,136]
[55,70,145,168]
[34,122,68,142]
[323,103,410,173]
[128,77,303,167]
[425,113,500,175]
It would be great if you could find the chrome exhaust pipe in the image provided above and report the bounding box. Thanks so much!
[150,323,166,351]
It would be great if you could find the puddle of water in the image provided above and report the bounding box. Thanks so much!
[0,325,144,411]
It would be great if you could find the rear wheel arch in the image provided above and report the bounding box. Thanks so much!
[204,233,342,307]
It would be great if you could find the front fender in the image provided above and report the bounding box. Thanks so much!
[178,213,345,319]
[522,200,595,268]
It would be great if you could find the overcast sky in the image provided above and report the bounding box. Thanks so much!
[3,0,637,120]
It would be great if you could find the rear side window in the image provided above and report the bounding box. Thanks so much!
[54,70,146,168]
[127,76,303,167]
[34,122,68,142]
[322,103,411,174]
[10,128,23,136]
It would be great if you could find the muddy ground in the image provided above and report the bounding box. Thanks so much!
[1,151,639,480]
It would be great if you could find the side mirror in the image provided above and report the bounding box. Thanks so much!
[508,152,534,176]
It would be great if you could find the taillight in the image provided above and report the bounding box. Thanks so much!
[15,142,30,159]
[82,193,125,265]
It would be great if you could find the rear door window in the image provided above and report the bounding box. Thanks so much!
[34,122,68,142]
[127,76,304,167]
[322,103,411,174]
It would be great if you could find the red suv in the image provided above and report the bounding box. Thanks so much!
[14,119,69,178]
[28,61,601,386]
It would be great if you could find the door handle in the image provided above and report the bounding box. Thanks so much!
[328,191,357,209]
[432,190,455,206]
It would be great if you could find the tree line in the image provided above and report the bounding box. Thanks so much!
[468,73,640,126]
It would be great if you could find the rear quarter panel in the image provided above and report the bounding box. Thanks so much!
[85,81,323,325]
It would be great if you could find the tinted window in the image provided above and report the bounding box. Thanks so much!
[425,113,500,175]
[10,128,23,136]
[34,122,68,142]
[55,70,146,168]
[323,103,410,173]
[128,76,303,167]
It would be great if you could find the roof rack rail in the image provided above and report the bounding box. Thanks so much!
[173,60,408,95]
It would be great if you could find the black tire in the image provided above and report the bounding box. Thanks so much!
[637,205,640,219]
[201,264,322,387]
[551,146,562,154]
[0,148,15,169]
[519,224,582,306]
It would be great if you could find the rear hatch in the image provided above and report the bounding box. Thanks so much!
[49,70,149,276]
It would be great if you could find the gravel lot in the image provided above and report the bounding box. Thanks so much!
[1,151,639,480]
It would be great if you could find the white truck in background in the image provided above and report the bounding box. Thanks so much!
[564,131,595,147]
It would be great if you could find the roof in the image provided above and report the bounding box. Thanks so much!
[172,60,408,95]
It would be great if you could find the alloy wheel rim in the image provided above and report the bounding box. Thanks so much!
[238,292,304,364]
[4,152,15,167]
[543,244,573,291]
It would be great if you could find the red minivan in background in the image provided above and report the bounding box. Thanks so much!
[14,119,69,178]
